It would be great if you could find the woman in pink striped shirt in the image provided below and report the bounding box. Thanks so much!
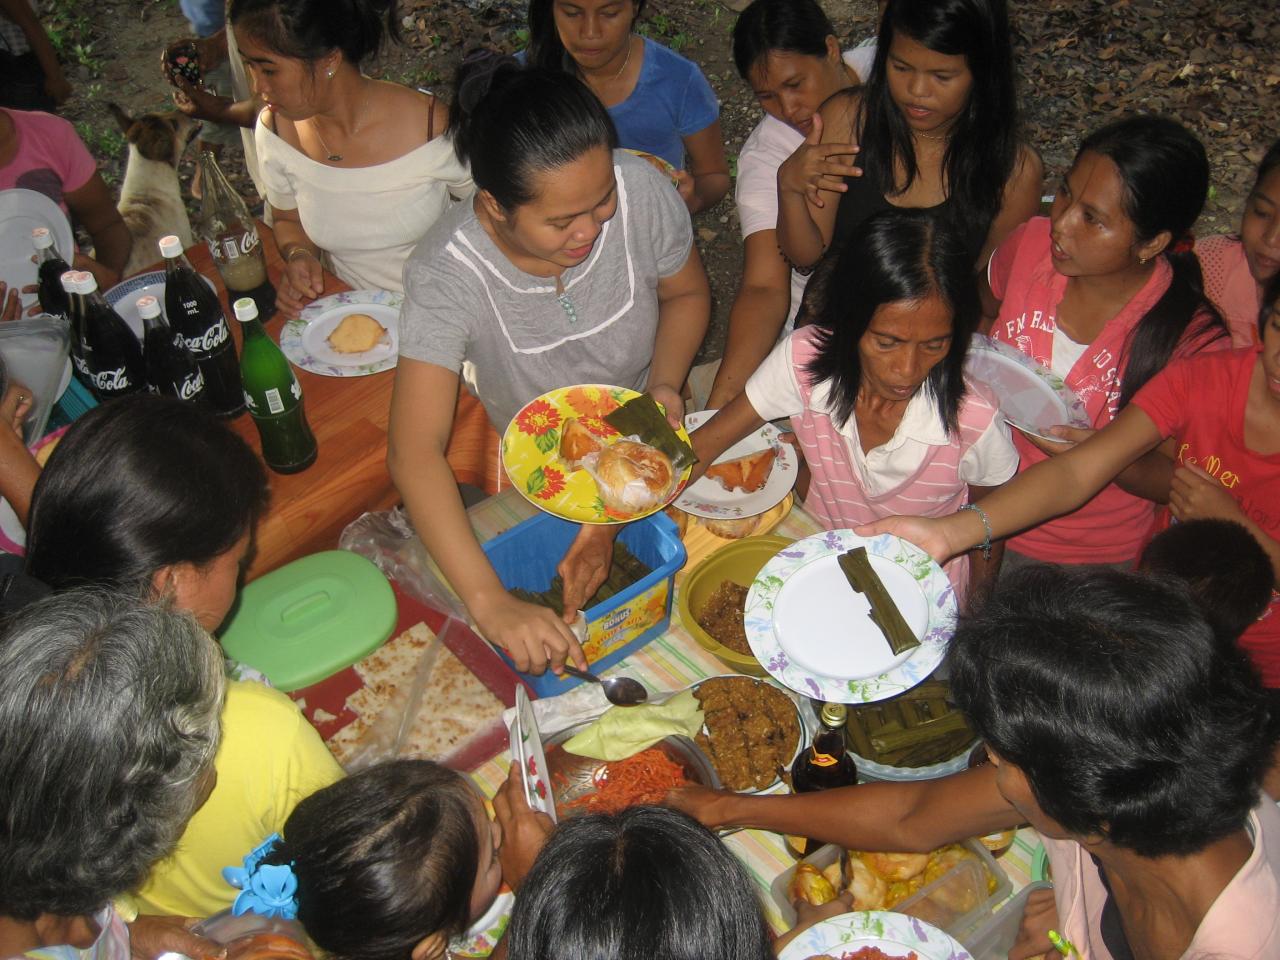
[690,207,1017,600]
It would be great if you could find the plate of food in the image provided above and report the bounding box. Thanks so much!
[676,410,798,520]
[689,674,805,793]
[622,148,680,186]
[511,685,557,821]
[777,911,974,960]
[544,726,719,816]
[745,530,956,704]
[280,289,400,377]
[502,384,694,524]
[842,679,977,781]
[964,334,1089,443]
[0,188,74,309]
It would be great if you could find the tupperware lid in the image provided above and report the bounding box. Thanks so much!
[219,550,398,691]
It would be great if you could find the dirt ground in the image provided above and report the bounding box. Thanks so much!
[40,0,1280,363]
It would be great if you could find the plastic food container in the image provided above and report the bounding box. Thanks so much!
[482,511,685,697]
[677,534,793,676]
[770,838,1012,936]
[959,880,1054,959]
[219,550,398,691]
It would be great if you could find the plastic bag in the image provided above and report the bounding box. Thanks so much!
[338,507,466,621]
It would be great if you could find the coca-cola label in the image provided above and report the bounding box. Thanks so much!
[182,316,229,355]
[93,366,133,392]
[72,355,90,376]
[215,227,261,261]
[177,368,205,401]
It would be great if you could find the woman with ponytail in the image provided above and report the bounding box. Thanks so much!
[389,55,709,677]
[229,0,473,317]
[982,114,1229,569]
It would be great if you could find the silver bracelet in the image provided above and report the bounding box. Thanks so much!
[959,503,993,561]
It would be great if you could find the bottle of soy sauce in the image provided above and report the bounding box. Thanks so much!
[786,702,858,857]
[138,295,206,404]
[75,272,148,401]
[32,227,71,318]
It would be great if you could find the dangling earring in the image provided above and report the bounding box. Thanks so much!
[327,68,335,79]
[1138,256,1148,265]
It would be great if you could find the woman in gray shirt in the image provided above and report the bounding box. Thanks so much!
[391,55,709,675]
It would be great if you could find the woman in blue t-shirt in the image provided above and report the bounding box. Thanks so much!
[527,0,729,213]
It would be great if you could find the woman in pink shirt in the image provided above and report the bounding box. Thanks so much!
[984,115,1229,568]
[1197,138,1280,347]
[671,565,1280,960]
[689,207,1017,600]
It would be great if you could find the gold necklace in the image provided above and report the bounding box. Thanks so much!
[586,35,633,87]
[312,79,371,163]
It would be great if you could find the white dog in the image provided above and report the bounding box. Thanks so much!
[111,104,198,277]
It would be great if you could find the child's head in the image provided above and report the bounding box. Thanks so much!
[1241,138,1280,289]
[804,206,978,436]
[1139,519,1274,643]
[267,760,501,960]
[505,806,773,960]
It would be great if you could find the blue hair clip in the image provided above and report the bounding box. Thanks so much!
[222,833,299,920]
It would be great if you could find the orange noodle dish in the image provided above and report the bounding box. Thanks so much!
[562,747,690,814]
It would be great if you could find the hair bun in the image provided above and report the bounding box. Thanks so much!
[456,50,520,116]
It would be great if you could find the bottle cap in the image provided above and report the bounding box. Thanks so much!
[137,295,161,319]
[819,702,848,729]
[31,227,52,248]
[233,297,258,322]
[74,272,98,294]
[158,235,183,258]
[59,270,78,292]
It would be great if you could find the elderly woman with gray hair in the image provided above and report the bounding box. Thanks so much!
[0,589,225,960]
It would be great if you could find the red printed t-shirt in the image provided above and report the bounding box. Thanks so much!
[989,217,1223,564]
[1133,346,1280,686]
[0,108,97,217]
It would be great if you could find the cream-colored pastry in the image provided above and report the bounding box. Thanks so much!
[327,312,386,353]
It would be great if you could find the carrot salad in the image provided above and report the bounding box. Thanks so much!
[563,747,690,814]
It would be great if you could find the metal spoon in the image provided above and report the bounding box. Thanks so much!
[561,665,649,706]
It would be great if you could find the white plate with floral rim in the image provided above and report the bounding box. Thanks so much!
[510,685,557,822]
[777,910,973,960]
[0,188,73,309]
[745,530,955,704]
[675,409,798,520]
[280,288,400,377]
[964,334,1089,443]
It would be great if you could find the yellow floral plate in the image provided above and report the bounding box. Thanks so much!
[502,384,694,524]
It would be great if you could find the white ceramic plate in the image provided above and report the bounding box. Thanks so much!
[746,530,956,704]
[0,188,74,309]
[964,334,1089,443]
[104,270,218,340]
[773,553,928,680]
[280,289,400,377]
[512,686,557,822]
[676,409,798,519]
[777,910,973,960]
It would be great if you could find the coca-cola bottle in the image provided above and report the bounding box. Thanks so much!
[159,235,245,417]
[234,297,316,474]
[196,152,277,322]
[62,271,94,393]
[75,272,147,401]
[32,227,71,318]
[138,294,207,404]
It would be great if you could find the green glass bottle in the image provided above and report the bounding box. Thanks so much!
[233,297,317,474]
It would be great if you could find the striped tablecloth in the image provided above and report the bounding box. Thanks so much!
[459,490,1040,933]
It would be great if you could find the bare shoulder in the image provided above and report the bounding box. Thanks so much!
[818,87,863,142]
[1012,143,1044,187]
[262,106,303,149]
[372,81,448,143]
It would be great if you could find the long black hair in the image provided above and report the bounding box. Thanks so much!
[448,52,618,211]
[1076,115,1228,408]
[265,760,482,960]
[526,0,647,73]
[805,207,979,434]
[228,0,399,65]
[1261,271,1280,340]
[857,0,1019,251]
[505,806,773,960]
[25,395,268,596]
[731,0,836,81]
